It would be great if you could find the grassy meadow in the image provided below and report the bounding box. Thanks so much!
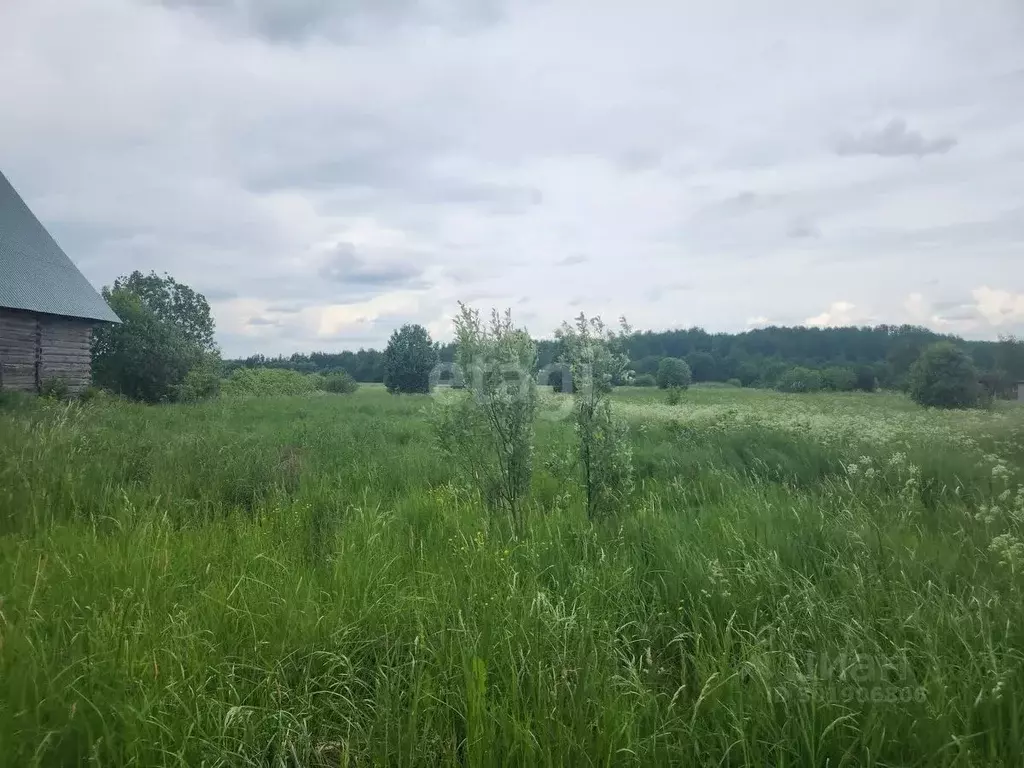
[1,386,1024,766]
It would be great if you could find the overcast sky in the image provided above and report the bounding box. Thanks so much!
[2,0,1023,356]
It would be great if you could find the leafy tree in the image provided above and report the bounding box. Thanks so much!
[321,371,359,394]
[822,366,857,392]
[383,324,437,394]
[854,366,878,392]
[632,373,657,387]
[776,367,823,393]
[556,314,634,520]
[92,289,204,403]
[547,368,565,392]
[92,272,219,404]
[656,357,692,390]
[110,271,216,352]
[432,305,537,533]
[686,350,717,382]
[996,335,1024,382]
[908,342,980,409]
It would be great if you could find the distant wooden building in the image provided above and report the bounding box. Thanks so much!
[1,171,120,394]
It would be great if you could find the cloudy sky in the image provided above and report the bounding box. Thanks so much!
[2,0,1023,356]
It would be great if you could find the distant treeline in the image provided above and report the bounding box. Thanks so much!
[225,324,1024,395]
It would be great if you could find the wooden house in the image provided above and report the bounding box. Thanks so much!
[0,171,120,394]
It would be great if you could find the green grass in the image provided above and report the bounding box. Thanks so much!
[1,387,1023,766]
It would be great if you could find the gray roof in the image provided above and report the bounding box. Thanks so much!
[0,170,120,323]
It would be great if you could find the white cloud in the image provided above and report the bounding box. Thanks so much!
[1,0,1023,355]
[805,301,862,328]
[973,286,1024,327]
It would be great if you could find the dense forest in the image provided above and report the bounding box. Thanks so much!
[225,324,1024,395]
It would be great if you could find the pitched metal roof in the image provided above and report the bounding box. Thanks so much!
[0,170,120,323]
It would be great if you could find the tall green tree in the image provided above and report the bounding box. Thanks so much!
[656,357,692,390]
[908,342,979,409]
[110,271,216,352]
[92,272,218,403]
[383,324,438,394]
[92,287,208,403]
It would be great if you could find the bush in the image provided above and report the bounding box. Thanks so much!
[556,313,634,521]
[547,368,565,392]
[39,377,70,400]
[384,324,438,394]
[434,305,537,532]
[822,366,857,392]
[666,386,683,405]
[221,368,322,397]
[78,385,103,403]
[175,354,222,402]
[776,367,823,393]
[726,378,742,388]
[657,357,692,390]
[633,373,657,387]
[321,371,359,394]
[855,366,878,392]
[908,342,980,409]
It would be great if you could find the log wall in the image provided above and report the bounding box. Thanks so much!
[0,307,94,394]
[0,308,38,391]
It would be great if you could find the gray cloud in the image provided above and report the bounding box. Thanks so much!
[787,220,821,239]
[202,287,239,301]
[2,0,1022,356]
[161,0,511,42]
[317,243,425,288]
[557,254,589,266]
[834,118,957,158]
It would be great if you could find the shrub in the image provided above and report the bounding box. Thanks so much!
[776,367,823,393]
[556,313,634,520]
[221,368,322,397]
[321,371,359,394]
[656,357,692,390]
[726,378,742,388]
[908,342,980,409]
[433,304,537,532]
[822,366,857,392]
[855,366,878,392]
[666,386,683,405]
[633,373,657,387]
[384,324,438,394]
[547,368,565,392]
[175,354,222,402]
[39,377,70,400]
[78,385,103,403]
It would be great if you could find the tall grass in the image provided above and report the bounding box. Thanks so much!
[1,389,1023,766]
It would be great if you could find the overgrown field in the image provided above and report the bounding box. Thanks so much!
[1,388,1023,766]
